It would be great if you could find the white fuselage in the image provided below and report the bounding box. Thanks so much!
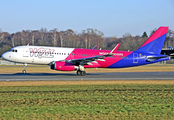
[2,46,75,65]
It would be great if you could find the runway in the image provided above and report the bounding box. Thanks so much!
[0,72,174,81]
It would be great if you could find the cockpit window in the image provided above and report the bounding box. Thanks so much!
[10,49,18,52]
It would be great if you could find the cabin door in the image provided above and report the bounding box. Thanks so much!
[23,48,29,57]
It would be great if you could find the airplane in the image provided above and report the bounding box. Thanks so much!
[2,26,170,76]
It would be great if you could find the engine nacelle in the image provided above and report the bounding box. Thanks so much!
[50,61,78,71]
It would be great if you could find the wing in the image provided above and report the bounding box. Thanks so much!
[66,53,113,65]
[66,43,121,65]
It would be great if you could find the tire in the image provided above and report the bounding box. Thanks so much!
[77,70,81,76]
[22,70,26,73]
[80,71,86,76]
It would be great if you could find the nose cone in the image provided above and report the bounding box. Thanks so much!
[2,52,8,60]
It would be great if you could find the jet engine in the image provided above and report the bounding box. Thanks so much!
[50,61,79,71]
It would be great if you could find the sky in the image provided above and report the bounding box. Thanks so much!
[0,0,174,37]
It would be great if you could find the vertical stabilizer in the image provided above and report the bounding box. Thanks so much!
[136,27,169,54]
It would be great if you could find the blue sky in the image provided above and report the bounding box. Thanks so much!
[0,0,174,37]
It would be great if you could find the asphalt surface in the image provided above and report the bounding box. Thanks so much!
[0,72,174,81]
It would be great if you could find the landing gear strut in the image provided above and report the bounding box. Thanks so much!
[22,63,27,73]
[76,70,86,76]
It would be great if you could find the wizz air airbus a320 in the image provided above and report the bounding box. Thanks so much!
[2,27,170,76]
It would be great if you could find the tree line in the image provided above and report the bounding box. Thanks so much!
[0,28,174,56]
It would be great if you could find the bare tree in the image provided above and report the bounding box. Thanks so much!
[66,29,76,47]
[59,31,67,47]
[11,34,15,47]
[50,29,58,47]
[81,30,88,49]
[39,28,47,45]
[59,33,63,47]
[20,31,25,45]
[0,33,4,44]
[31,33,35,45]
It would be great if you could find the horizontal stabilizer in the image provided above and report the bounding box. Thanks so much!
[146,55,168,62]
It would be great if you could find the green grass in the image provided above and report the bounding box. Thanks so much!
[0,84,174,119]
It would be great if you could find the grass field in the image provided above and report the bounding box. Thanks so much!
[0,64,174,119]
[0,84,174,119]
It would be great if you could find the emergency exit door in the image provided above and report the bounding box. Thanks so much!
[133,53,138,63]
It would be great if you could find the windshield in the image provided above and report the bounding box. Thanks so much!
[9,49,18,52]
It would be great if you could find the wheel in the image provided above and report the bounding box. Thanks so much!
[22,70,26,73]
[77,70,81,75]
[80,71,86,76]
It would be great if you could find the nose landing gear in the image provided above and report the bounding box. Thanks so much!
[22,63,27,73]
[22,70,26,73]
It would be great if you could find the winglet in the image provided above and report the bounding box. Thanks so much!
[111,43,121,53]
[92,45,97,49]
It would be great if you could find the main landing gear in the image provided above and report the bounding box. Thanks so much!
[22,63,27,73]
[76,65,86,76]
[76,70,86,76]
